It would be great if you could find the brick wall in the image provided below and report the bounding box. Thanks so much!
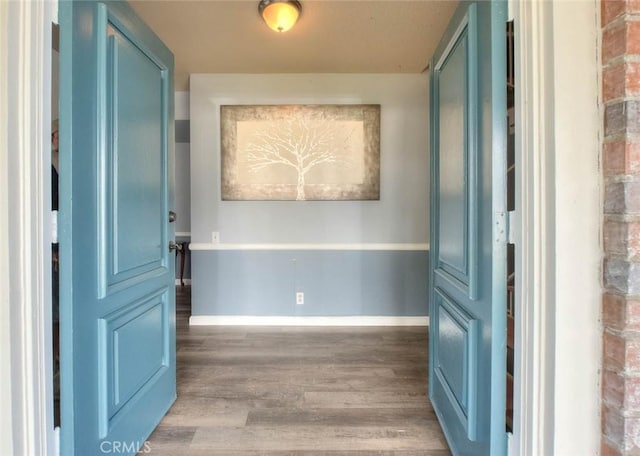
[602,1,640,454]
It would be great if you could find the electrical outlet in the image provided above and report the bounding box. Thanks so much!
[296,292,304,305]
[211,231,220,243]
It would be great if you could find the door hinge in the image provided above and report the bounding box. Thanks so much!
[54,425,60,456]
[507,210,516,245]
[496,211,517,245]
[495,211,507,244]
[51,210,58,244]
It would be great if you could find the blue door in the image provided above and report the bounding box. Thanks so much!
[429,1,507,454]
[59,1,176,454]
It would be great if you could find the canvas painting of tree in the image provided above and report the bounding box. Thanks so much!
[220,105,380,201]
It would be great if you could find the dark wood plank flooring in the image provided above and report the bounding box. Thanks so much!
[143,286,450,455]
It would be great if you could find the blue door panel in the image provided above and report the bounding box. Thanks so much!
[433,288,479,441]
[436,304,468,409]
[437,34,467,278]
[110,29,164,274]
[103,16,168,296]
[60,1,176,454]
[107,293,166,410]
[113,303,165,408]
[99,290,168,436]
[432,3,480,302]
[429,1,507,455]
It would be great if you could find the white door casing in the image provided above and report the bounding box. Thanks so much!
[0,1,56,455]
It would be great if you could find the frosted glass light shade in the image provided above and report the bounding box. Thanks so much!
[259,0,301,33]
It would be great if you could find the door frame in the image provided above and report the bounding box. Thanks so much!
[0,1,601,455]
[510,1,556,453]
[0,1,56,455]
[510,0,601,455]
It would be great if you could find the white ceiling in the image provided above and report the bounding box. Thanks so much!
[130,0,458,91]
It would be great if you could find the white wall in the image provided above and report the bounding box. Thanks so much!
[174,91,191,236]
[189,74,429,245]
[175,90,189,121]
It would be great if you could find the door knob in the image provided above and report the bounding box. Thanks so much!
[169,211,177,223]
[169,241,183,252]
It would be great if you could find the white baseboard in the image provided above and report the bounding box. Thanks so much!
[189,243,429,251]
[175,279,192,285]
[189,315,429,326]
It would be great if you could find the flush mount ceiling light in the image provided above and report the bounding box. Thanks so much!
[259,0,302,33]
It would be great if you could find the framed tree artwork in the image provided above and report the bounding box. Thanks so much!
[220,104,380,201]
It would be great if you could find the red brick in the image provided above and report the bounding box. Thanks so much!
[603,0,627,27]
[629,299,640,331]
[604,21,629,63]
[604,368,627,407]
[604,62,626,101]
[603,403,626,446]
[601,405,640,451]
[605,331,628,370]
[604,332,640,373]
[629,142,640,174]
[627,376,640,410]
[604,293,628,330]
[630,222,640,261]
[605,141,640,175]
[604,293,640,333]
[629,21,640,55]
[621,415,640,451]
[603,0,640,23]
[604,221,640,260]
[604,141,627,174]
[628,61,640,97]
[629,337,640,372]
[605,221,630,256]
[604,368,640,412]
[602,438,623,456]
[603,61,640,101]
[604,20,640,64]
[627,180,640,212]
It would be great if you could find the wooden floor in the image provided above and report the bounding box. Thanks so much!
[143,286,450,455]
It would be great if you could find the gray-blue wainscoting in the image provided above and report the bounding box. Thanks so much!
[191,248,429,317]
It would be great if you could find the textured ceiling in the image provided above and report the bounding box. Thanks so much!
[130,0,458,91]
